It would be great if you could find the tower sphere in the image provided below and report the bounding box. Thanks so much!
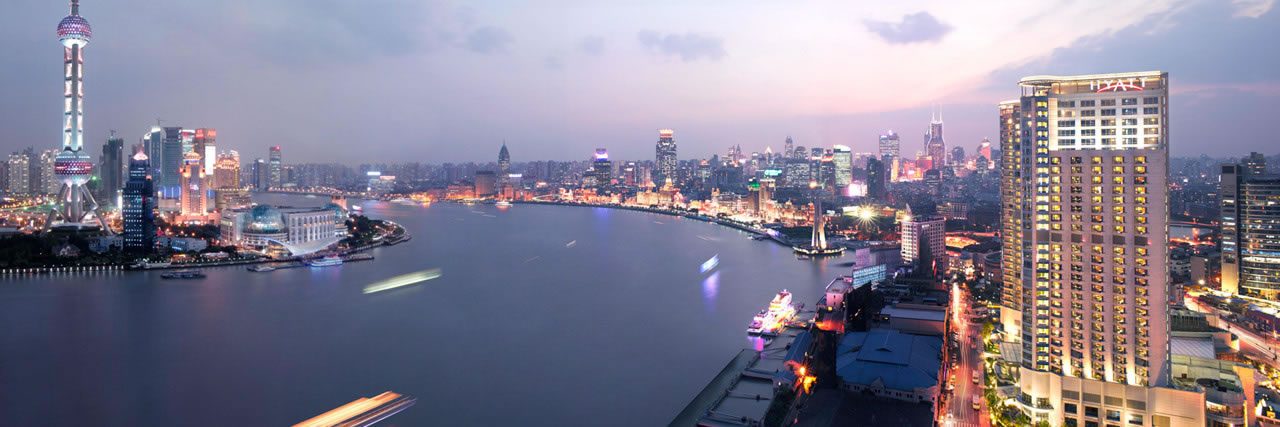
[57,15,92,48]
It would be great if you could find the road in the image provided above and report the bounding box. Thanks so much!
[946,282,990,427]
[1186,296,1280,368]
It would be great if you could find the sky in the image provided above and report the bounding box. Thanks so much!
[1,0,1277,164]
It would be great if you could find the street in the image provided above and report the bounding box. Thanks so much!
[946,282,990,427]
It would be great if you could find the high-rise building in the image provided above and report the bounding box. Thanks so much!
[143,127,162,178]
[866,157,885,201]
[900,205,945,271]
[1002,72,1201,426]
[194,128,216,187]
[592,149,612,187]
[998,99,1024,337]
[784,136,794,160]
[159,127,184,198]
[99,135,124,209]
[498,142,511,188]
[926,111,945,168]
[122,151,155,252]
[252,158,269,191]
[879,131,900,181]
[978,138,992,167]
[832,145,852,188]
[1243,152,1268,176]
[1220,163,1280,299]
[7,153,30,194]
[214,150,240,189]
[950,146,965,166]
[39,149,60,195]
[655,129,677,186]
[474,171,496,197]
[268,146,282,189]
[179,151,206,215]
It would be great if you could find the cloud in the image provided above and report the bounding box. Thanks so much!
[1232,0,1276,17]
[579,36,605,56]
[636,31,726,62]
[544,55,564,70]
[864,12,953,44]
[464,26,513,54]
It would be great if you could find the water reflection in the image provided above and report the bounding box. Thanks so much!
[701,271,719,313]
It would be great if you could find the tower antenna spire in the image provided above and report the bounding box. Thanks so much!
[71,0,80,16]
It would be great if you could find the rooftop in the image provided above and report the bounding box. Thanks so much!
[835,329,942,392]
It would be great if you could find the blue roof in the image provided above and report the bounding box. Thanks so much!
[836,329,942,391]
[774,330,815,384]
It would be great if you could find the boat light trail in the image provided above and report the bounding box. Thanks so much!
[700,254,719,273]
[363,269,442,294]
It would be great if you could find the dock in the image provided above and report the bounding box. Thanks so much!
[671,312,815,426]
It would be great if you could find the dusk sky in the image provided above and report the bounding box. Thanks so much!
[2,0,1277,163]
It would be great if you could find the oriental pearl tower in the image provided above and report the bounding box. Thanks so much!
[48,0,110,232]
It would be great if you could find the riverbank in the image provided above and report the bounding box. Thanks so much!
[510,200,793,247]
[0,222,411,276]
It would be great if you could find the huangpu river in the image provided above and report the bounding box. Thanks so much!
[0,195,843,425]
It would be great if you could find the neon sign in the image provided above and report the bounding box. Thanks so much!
[1090,78,1146,93]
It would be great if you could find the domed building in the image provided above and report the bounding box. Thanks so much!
[220,203,348,257]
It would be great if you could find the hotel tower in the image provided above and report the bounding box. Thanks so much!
[1000,72,1206,426]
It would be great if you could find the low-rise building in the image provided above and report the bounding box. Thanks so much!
[836,329,942,406]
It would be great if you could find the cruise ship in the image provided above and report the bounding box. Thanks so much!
[747,290,797,336]
[306,254,343,268]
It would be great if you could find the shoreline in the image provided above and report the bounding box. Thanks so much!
[510,200,794,247]
[0,223,411,276]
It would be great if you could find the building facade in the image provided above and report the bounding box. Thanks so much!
[1220,163,1280,299]
[654,129,677,186]
[900,206,945,270]
[121,152,155,252]
[1001,71,1203,426]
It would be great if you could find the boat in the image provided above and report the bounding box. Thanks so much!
[306,254,344,267]
[161,270,205,279]
[495,201,511,208]
[747,290,798,336]
[141,262,172,270]
[248,265,276,272]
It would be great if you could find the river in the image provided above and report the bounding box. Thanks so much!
[0,195,842,425]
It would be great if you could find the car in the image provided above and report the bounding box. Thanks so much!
[972,394,982,410]
[972,371,981,384]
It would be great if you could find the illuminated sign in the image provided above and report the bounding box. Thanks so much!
[1090,78,1147,93]
[366,171,381,177]
[763,169,783,177]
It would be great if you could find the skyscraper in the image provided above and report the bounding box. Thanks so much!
[1243,152,1268,176]
[900,205,944,271]
[783,136,794,160]
[214,151,240,189]
[926,110,945,168]
[99,135,124,210]
[1002,72,1194,426]
[950,146,965,166]
[998,99,1023,337]
[39,149,60,195]
[179,151,206,215]
[655,129,677,186]
[122,151,155,252]
[1219,163,1280,299]
[159,127,184,198]
[592,148,612,187]
[978,138,992,166]
[879,131,900,182]
[194,128,216,187]
[866,157,885,201]
[252,158,269,191]
[832,145,852,188]
[48,0,109,230]
[269,146,282,189]
[7,153,30,194]
[498,142,511,190]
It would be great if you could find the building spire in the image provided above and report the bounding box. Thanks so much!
[71,0,80,16]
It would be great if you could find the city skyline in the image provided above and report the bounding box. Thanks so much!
[0,1,1277,163]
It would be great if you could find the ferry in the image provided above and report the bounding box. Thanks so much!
[495,200,511,208]
[161,270,205,279]
[306,254,344,268]
[248,265,276,272]
[141,262,172,270]
[747,290,798,336]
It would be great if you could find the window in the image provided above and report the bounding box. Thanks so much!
[1101,109,1116,116]
[1059,130,1076,136]
[1143,96,1159,104]
[1121,118,1137,126]
[1144,127,1159,134]
[1101,119,1116,126]
[1066,403,1078,414]
[1059,100,1076,108]
[1122,98,1137,105]
[1101,129,1116,136]
[1085,406,1099,418]
[1122,128,1138,135]
[1106,410,1121,422]
[1143,107,1159,114]
[1081,119,1096,126]
[1059,120,1077,127]
[1081,129,1097,136]
[1100,99,1116,106]
[1129,413,1144,425]
[1142,117,1158,125]
[1081,100,1096,107]
[1081,110,1096,117]
[1121,108,1137,115]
